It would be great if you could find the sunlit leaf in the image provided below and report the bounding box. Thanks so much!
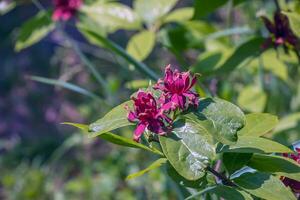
[273,113,300,134]
[162,7,194,24]
[248,154,300,181]
[89,101,133,137]
[234,172,296,200]
[15,10,55,51]
[126,30,156,61]
[134,0,178,25]
[238,113,278,137]
[237,86,267,113]
[126,158,167,180]
[219,136,293,153]
[159,119,215,180]
[282,11,300,37]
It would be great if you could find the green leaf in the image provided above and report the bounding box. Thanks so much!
[248,154,300,181]
[134,0,178,25]
[215,37,264,74]
[209,185,254,200]
[193,0,228,18]
[233,172,296,200]
[273,113,300,134]
[166,163,207,189]
[63,123,163,156]
[80,2,141,32]
[126,158,167,180]
[159,119,215,180]
[126,30,156,61]
[125,79,149,90]
[162,7,194,24]
[223,153,252,174]
[198,98,245,144]
[89,101,133,137]
[237,86,267,113]
[15,11,55,51]
[238,113,278,137]
[282,11,300,38]
[218,136,293,153]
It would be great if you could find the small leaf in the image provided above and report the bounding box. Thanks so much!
[219,136,293,153]
[80,2,141,32]
[89,101,133,137]
[233,172,296,200]
[199,98,245,144]
[237,86,267,113]
[134,0,178,25]
[162,7,194,24]
[15,10,55,51]
[282,11,300,38]
[273,113,300,134]
[126,158,167,180]
[126,30,156,61]
[223,153,252,174]
[248,154,300,181]
[238,113,278,137]
[159,119,215,180]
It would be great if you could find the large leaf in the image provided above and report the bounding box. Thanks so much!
[159,119,215,180]
[134,0,178,25]
[80,2,141,32]
[162,7,194,24]
[126,158,167,180]
[233,172,296,200]
[198,98,245,144]
[215,37,264,74]
[218,136,293,153]
[209,186,253,200]
[282,11,300,37]
[126,30,156,61]
[223,153,252,174]
[237,86,267,113]
[273,113,300,134]
[248,154,300,181]
[15,11,55,51]
[63,123,163,156]
[89,101,133,137]
[238,113,278,137]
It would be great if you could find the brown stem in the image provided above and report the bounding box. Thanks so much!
[206,166,236,187]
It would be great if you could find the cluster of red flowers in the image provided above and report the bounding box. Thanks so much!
[52,0,82,21]
[282,148,300,193]
[261,12,298,50]
[127,65,199,142]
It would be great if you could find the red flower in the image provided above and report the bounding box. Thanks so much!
[281,148,300,193]
[154,65,199,111]
[52,0,82,21]
[126,90,172,142]
[261,12,298,50]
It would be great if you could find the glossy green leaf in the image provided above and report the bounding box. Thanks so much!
[238,113,278,136]
[126,30,156,61]
[193,0,228,18]
[162,7,194,24]
[234,172,296,200]
[89,101,133,137]
[273,113,300,134]
[159,119,215,180]
[134,0,178,25]
[282,11,300,37]
[209,185,253,200]
[63,123,163,156]
[80,2,141,32]
[215,37,264,74]
[199,98,245,144]
[223,153,252,174]
[166,163,207,189]
[126,158,167,180]
[15,11,55,51]
[237,86,267,113]
[219,136,293,153]
[248,154,300,181]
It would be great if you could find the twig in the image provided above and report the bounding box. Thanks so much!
[206,166,236,187]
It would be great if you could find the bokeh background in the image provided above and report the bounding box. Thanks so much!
[1,0,300,199]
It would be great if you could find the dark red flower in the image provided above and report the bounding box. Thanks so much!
[126,90,172,142]
[154,65,199,111]
[261,12,298,50]
[281,148,300,193]
[52,0,82,21]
